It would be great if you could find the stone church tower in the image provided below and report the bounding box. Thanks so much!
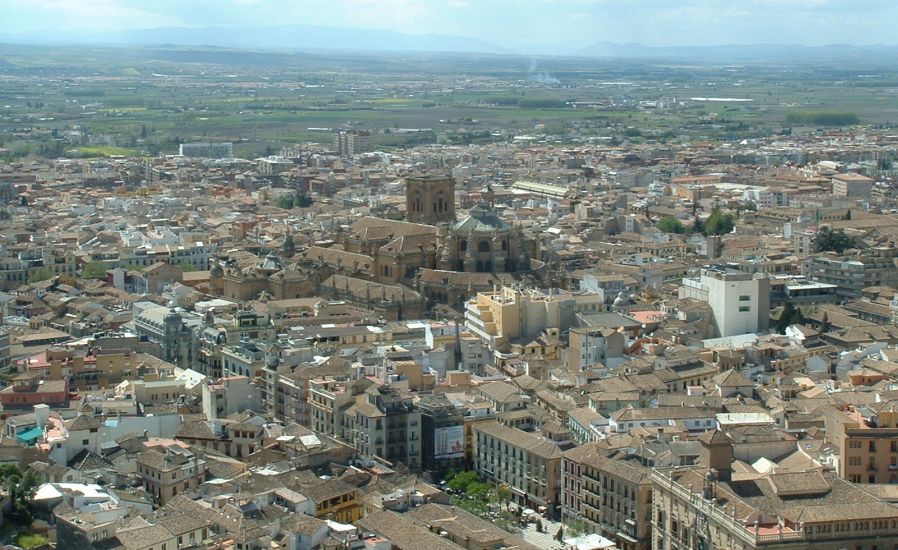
[406,175,455,224]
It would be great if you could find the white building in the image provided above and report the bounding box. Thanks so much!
[679,268,770,338]
[179,142,233,159]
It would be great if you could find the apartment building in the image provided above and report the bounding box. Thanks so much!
[473,420,563,516]
[332,129,373,157]
[178,141,233,159]
[303,478,363,523]
[824,404,898,484]
[562,443,652,550]
[136,445,206,505]
[345,384,422,469]
[804,251,898,298]
[307,377,366,440]
[832,172,874,198]
[568,326,626,370]
[20,346,146,392]
[465,285,602,351]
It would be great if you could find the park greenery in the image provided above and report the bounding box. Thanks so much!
[0,44,889,162]
[443,470,518,533]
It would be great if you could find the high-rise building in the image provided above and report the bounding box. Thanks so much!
[178,142,233,159]
[332,129,373,156]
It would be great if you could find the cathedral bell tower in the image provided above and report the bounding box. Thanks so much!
[405,175,456,224]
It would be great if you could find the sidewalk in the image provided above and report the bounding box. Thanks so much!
[519,516,566,549]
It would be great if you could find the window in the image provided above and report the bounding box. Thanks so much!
[739,295,751,301]
[82,439,89,445]
[738,306,750,312]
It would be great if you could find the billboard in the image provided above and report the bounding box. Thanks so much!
[434,425,464,459]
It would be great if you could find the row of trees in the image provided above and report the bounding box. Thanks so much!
[274,193,314,209]
[657,208,735,237]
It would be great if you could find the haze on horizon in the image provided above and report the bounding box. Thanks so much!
[3,0,898,53]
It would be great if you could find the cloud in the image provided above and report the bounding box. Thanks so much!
[5,0,179,30]
[2,0,898,47]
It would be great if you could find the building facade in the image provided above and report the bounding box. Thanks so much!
[679,268,771,337]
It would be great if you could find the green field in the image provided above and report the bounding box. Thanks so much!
[2,44,898,159]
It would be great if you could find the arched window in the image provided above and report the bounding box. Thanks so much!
[460,240,467,251]
[478,241,491,253]
[502,240,507,251]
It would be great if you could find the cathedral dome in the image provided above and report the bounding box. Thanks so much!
[452,202,509,234]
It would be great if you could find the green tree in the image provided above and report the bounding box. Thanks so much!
[294,193,314,208]
[467,482,490,500]
[26,267,54,284]
[275,194,293,209]
[81,261,110,279]
[776,301,805,334]
[447,471,479,493]
[820,311,832,334]
[657,216,685,234]
[177,261,197,273]
[704,209,735,236]
[813,226,853,253]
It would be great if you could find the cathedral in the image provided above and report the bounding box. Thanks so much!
[405,175,535,275]
[290,174,540,316]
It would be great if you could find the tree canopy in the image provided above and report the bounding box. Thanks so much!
[776,301,805,334]
[275,193,314,209]
[703,209,735,236]
[813,226,854,253]
[26,267,54,284]
[81,261,110,279]
[658,216,685,234]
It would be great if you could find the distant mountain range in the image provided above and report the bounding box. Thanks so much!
[4,24,505,54]
[574,41,898,63]
[4,24,898,62]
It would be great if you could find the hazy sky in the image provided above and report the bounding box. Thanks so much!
[3,0,898,50]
